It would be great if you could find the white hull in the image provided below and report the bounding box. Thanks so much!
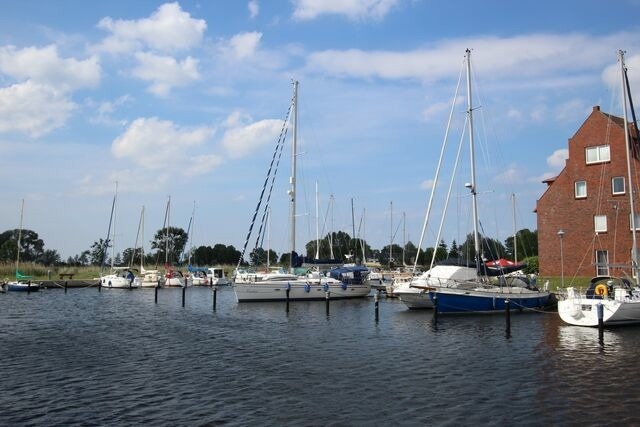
[100,275,140,289]
[558,287,640,326]
[395,290,434,309]
[234,279,371,302]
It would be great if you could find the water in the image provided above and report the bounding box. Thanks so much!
[2,287,640,426]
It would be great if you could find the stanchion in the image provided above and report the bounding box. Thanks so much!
[182,285,186,307]
[212,285,217,311]
[374,289,380,322]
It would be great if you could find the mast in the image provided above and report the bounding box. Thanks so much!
[465,48,482,273]
[132,205,143,269]
[15,198,24,275]
[620,50,639,278]
[329,194,335,259]
[266,207,271,269]
[165,196,171,266]
[402,211,406,266]
[315,181,320,259]
[389,201,393,268]
[140,205,145,271]
[351,198,356,261]
[512,193,517,263]
[289,80,298,269]
[112,181,118,270]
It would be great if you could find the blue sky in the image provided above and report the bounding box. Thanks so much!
[1,0,640,261]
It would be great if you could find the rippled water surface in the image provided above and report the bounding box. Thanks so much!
[2,287,640,426]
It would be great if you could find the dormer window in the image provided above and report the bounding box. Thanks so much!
[586,145,610,164]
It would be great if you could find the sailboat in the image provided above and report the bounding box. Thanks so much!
[5,199,39,292]
[100,183,140,289]
[397,49,549,313]
[161,196,185,287]
[558,50,640,326]
[233,80,371,302]
[133,206,162,288]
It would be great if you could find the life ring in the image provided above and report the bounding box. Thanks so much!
[595,283,608,297]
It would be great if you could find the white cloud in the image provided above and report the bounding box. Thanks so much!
[226,32,262,60]
[420,179,434,190]
[0,45,100,90]
[493,165,519,184]
[292,0,399,21]
[112,117,218,176]
[248,1,259,18]
[132,52,200,96]
[0,81,76,137]
[221,112,286,158]
[547,148,568,169]
[89,94,133,126]
[554,99,591,124]
[97,2,206,54]
[305,32,640,84]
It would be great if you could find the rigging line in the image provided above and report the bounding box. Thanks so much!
[257,121,291,250]
[237,92,295,270]
[100,192,117,274]
[414,56,466,274]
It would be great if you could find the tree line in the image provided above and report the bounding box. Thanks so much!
[0,226,538,269]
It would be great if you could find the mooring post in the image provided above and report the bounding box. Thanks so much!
[433,294,438,322]
[27,280,31,294]
[154,283,158,304]
[182,284,186,307]
[286,283,291,313]
[212,285,217,311]
[374,289,380,322]
[505,299,511,335]
[597,303,604,339]
[65,281,68,294]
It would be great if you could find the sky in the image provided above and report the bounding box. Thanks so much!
[1,0,640,262]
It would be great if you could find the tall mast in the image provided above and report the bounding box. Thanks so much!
[620,50,639,278]
[16,198,24,274]
[315,181,320,259]
[402,211,406,266]
[512,193,517,263]
[465,48,481,272]
[289,80,298,269]
[329,194,335,259]
[389,201,393,268]
[267,207,271,269]
[165,196,171,265]
[112,181,118,269]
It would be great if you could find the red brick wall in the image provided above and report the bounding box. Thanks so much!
[537,106,640,278]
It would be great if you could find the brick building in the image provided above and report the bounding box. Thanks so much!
[536,106,640,278]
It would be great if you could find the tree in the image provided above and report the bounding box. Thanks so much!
[89,238,108,266]
[448,240,460,259]
[505,228,538,259]
[459,233,507,262]
[39,249,61,266]
[150,226,188,265]
[0,228,44,263]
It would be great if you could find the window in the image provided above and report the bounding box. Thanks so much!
[612,176,625,195]
[595,250,609,276]
[594,215,607,233]
[630,213,640,230]
[586,145,611,164]
[575,180,587,198]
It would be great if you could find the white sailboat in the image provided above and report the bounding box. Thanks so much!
[233,80,371,302]
[133,206,161,288]
[100,183,140,289]
[396,49,549,313]
[558,50,640,326]
[159,196,185,287]
[5,199,39,292]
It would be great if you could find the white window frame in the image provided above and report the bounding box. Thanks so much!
[575,180,587,198]
[586,145,611,164]
[612,176,625,195]
[595,250,609,276]
[594,215,607,233]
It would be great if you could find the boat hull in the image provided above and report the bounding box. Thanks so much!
[234,280,371,302]
[394,290,434,309]
[100,276,139,289]
[429,288,550,314]
[558,287,640,326]
[6,281,39,292]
